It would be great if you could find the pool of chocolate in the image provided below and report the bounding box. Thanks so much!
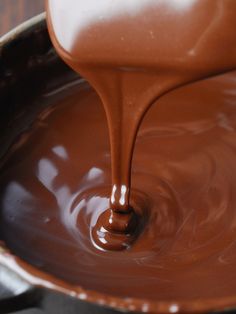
[1,15,236,314]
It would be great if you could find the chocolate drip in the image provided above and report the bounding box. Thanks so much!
[46,0,236,250]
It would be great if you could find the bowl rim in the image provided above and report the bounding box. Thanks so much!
[0,12,46,46]
[0,13,236,314]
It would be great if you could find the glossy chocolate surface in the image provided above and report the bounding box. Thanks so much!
[46,0,236,250]
[1,1,236,313]
[2,69,236,312]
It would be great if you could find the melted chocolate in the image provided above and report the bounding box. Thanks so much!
[46,0,236,250]
[2,71,236,312]
[1,0,236,313]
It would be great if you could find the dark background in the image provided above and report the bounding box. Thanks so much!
[0,0,44,36]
